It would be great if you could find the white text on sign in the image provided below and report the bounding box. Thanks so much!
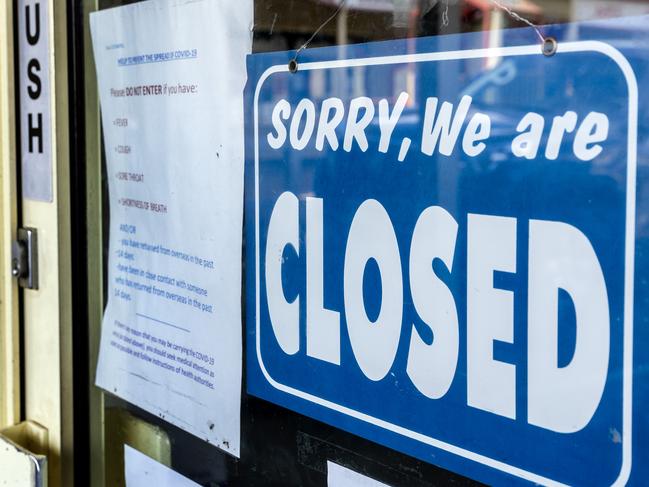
[265,193,610,434]
[267,94,610,163]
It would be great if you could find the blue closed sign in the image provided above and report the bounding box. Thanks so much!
[245,18,649,485]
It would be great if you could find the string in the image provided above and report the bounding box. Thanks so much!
[442,0,449,27]
[293,0,349,63]
[290,0,551,69]
[488,0,546,43]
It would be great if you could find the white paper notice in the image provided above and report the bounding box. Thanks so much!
[327,461,393,487]
[91,0,251,456]
[124,445,200,487]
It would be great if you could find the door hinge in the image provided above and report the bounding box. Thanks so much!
[11,227,38,290]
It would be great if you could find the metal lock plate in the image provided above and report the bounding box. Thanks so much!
[11,228,38,290]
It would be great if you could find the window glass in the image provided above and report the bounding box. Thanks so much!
[87,1,649,485]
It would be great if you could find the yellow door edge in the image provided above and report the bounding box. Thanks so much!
[0,0,21,432]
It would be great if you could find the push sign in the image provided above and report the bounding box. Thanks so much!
[246,20,646,486]
[18,0,53,202]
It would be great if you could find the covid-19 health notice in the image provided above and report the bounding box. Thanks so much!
[91,0,252,456]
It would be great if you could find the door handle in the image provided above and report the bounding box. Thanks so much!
[11,227,38,290]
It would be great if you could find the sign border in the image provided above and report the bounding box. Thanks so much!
[253,41,637,486]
